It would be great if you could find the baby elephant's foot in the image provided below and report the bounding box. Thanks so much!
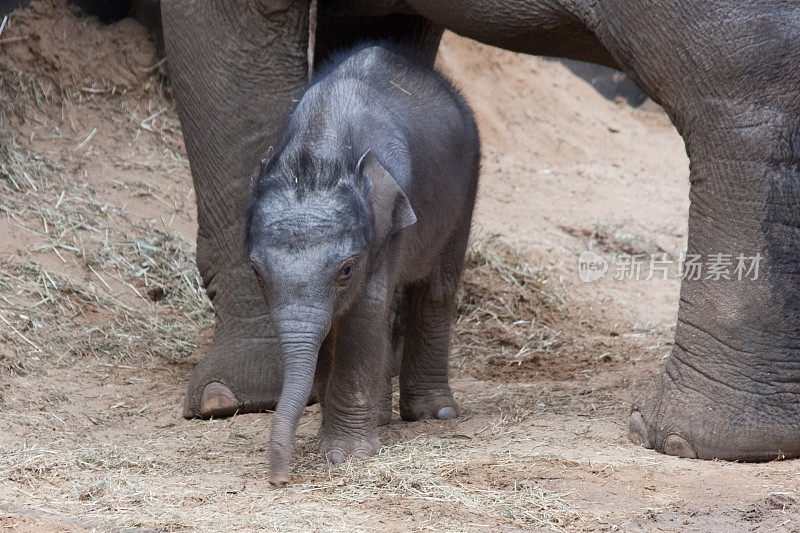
[319,428,381,464]
[400,390,460,421]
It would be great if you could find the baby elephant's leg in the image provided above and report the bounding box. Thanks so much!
[319,299,391,463]
[399,284,461,421]
[400,227,469,421]
[374,306,406,427]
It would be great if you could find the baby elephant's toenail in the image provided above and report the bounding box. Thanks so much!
[437,406,456,419]
[269,473,290,487]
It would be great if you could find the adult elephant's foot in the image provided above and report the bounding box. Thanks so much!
[183,317,282,418]
[629,336,800,461]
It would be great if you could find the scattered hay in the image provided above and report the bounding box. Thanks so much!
[289,435,581,530]
[0,126,210,378]
[0,422,582,532]
[453,231,655,385]
[454,231,565,371]
[0,259,207,374]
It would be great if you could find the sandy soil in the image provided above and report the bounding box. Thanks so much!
[0,2,798,531]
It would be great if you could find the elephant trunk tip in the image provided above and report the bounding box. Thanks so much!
[268,435,293,486]
[268,410,304,486]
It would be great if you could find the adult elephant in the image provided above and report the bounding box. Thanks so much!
[162,0,800,462]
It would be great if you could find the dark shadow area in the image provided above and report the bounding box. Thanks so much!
[553,58,647,107]
[0,0,25,17]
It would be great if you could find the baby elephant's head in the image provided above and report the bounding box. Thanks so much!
[246,148,415,485]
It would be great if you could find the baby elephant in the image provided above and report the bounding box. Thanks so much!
[246,43,480,485]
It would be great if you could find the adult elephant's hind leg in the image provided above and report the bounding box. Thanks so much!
[162,1,311,417]
[628,101,800,460]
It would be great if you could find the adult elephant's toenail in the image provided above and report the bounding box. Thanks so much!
[199,382,238,417]
[437,406,456,419]
[628,412,653,449]
[327,449,345,464]
[352,449,370,459]
[663,434,697,459]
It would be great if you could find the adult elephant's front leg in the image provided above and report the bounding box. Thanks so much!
[628,102,800,460]
[629,21,800,461]
[594,1,800,461]
[162,1,310,417]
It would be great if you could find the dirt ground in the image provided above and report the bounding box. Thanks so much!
[0,3,798,532]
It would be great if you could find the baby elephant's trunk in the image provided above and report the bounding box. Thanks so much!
[268,304,330,486]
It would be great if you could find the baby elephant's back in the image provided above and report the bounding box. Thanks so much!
[334,44,479,174]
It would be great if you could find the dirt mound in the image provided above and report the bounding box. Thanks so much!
[0,1,195,378]
[0,0,157,94]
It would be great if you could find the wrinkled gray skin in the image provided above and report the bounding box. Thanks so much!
[246,45,479,485]
[163,0,800,464]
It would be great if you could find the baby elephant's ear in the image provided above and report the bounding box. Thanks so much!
[356,150,417,245]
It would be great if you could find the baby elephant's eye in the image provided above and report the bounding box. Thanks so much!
[336,261,354,285]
